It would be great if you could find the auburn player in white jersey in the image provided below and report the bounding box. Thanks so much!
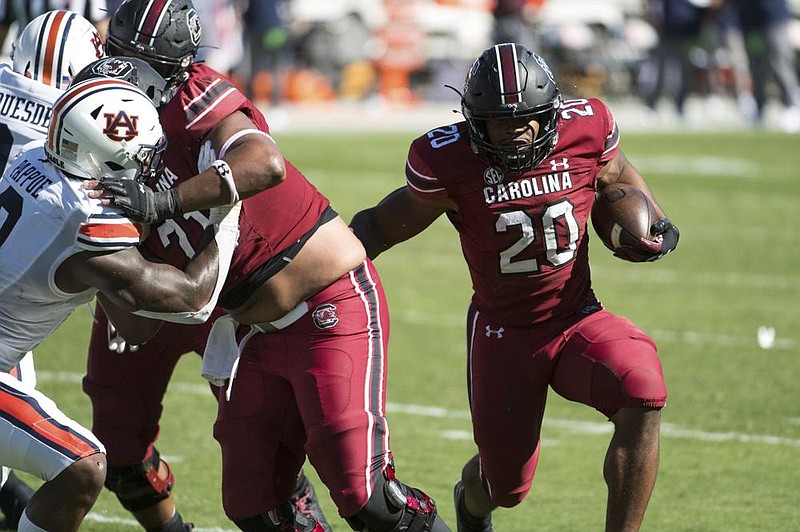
[0,78,239,532]
[0,10,103,528]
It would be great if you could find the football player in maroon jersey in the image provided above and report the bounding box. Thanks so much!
[350,43,679,532]
[82,1,451,532]
[76,1,329,531]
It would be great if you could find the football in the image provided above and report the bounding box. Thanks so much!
[591,183,659,254]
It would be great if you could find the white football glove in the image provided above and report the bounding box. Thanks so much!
[107,322,139,354]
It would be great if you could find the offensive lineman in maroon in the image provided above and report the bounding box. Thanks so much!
[350,43,679,532]
[80,1,329,530]
[83,1,451,531]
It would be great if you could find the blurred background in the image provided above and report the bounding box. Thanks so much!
[2,2,798,530]
[2,0,800,133]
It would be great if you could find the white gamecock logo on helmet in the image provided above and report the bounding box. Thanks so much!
[187,9,202,46]
[484,167,504,185]
[91,57,134,78]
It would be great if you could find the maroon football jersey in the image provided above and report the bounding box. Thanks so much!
[405,97,620,326]
[142,64,329,300]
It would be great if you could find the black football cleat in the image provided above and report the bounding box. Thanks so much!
[454,480,493,532]
[0,472,35,530]
[292,472,332,532]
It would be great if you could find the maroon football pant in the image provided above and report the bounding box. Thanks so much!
[466,304,667,508]
[213,260,392,520]
[83,306,220,466]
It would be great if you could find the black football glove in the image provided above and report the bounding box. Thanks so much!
[99,177,182,224]
[645,218,679,261]
[613,219,679,263]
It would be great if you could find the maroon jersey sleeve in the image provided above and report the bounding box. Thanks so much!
[403,99,621,326]
[165,64,269,141]
[405,129,457,200]
[596,98,620,165]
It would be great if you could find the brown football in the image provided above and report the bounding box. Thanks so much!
[591,183,659,253]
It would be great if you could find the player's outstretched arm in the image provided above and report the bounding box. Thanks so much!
[350,186,453,260]
[58,204,240,324]
[61,241,218,316]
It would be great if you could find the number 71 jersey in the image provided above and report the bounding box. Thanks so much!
[404,97,620,327]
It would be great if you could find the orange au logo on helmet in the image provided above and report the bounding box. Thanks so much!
[90,30,104,59]
[103,111,139,141]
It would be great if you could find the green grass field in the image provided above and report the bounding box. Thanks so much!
[21,129,800,531]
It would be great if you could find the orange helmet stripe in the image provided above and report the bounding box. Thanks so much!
[40,10,69,86]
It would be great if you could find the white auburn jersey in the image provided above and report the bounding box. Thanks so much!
[0,143,142,370]
[0,63,60,389]
[0,64,62,171]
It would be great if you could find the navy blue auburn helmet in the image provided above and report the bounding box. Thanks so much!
[461,43,562,174]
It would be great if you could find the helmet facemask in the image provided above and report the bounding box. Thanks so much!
[466,104,560,175]
[129,135,167,183]
[106,39,191,85]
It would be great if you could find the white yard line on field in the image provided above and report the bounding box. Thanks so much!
[387,403,800,448]
[37,372,800,449]
[85,512,238,531]
[632,155,759,178]
[394,310,797,350]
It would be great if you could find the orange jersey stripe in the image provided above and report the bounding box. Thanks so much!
[79,221,142,241]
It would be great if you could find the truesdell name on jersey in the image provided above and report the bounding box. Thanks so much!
[0,91,53,129]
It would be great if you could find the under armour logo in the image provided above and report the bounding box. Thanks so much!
[581,303,602,315]
[214,161,232,179]
[549,157,569,171]
[485,325,504,338]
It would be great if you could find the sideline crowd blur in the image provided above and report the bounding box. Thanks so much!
[2,0,799,132]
